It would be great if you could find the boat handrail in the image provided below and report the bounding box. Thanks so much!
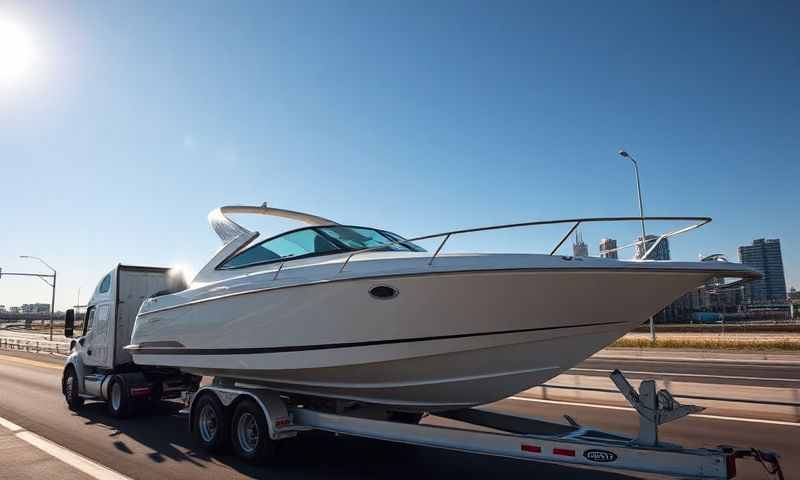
[331,216,712,273]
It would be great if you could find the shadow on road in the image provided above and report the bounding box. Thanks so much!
[72,400,644,479]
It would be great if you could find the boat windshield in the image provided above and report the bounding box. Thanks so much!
[220,226,424,270]
[318,226,425,252]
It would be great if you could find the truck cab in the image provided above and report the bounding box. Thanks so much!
[62,264,198,417]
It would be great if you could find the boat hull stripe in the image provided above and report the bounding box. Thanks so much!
[127,320,626,355]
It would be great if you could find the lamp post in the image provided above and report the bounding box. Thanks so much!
[20,256,56,341]
[618,149,655,342]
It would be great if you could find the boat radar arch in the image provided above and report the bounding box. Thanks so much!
[209,203,339,244]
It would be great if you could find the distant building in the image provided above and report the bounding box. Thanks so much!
[0,305,5,312]
[20,303,50,314]
[572,231,589,257]
[599,238,618,259]
[8,306,20,313]
[635,235,670,260]
[738,239,787,304]
[662,253,740,321]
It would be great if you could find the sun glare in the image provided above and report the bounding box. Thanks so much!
[0,18,36,85]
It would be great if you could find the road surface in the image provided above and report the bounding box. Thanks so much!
[0,350,796,479]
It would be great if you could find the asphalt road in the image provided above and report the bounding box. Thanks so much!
[0,350,796,480]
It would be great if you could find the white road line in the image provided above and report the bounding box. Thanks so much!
[0,415,131,480]
[508,396,800,427]
[0,416,23,432]
[571,368,800,383]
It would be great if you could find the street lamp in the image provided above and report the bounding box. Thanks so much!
[20,256,56,341]
[617,149,655,342]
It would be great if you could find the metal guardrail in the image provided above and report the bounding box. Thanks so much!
[537,383,800,408]
[0,337,69,355]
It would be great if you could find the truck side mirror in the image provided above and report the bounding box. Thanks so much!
[64,309,75,338]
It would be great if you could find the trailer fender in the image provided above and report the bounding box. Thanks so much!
[190,386,298,440]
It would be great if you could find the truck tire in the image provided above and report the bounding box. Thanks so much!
[192,393,229,452]
[107,375,132,418]
[62,367,84,410]
[230,399,275,464]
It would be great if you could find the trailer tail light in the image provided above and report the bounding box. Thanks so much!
[130,386,152,397]
[553,448,576,457]
[521,444,541,454]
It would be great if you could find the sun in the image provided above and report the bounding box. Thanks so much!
[0,18,36,85]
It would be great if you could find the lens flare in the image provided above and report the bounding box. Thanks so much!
[0,18,36,85]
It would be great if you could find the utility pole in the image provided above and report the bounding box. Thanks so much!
[618,149,655,343]
[19,256,57,341]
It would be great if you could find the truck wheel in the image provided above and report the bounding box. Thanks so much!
[107,376,132,418]
[230,399,275,464]
[63,367,84,410]
[192,394,229,452]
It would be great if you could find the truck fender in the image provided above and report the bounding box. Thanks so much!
[63,353,88,395]
[101,372,148,401]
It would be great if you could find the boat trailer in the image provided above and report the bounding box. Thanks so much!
[192,370,783,479]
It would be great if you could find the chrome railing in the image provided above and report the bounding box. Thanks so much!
[333,216,712,273]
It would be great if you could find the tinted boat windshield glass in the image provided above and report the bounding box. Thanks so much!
[319,226,425,252]
[222,228,340,269]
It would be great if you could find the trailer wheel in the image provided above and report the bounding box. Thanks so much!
[192,394,229,452]
[107,376,132,418]
[230,399,275,464]
[62,367,84,410]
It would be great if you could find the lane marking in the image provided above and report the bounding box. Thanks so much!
[0,354,63,370]
[0,416,23,432]
[571,368,800,383]
[0,416,131,480]
[508,396,800,427]
[16,431,133,480]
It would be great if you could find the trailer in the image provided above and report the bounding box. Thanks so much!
[187,370,783,479]
[61,265,783,478]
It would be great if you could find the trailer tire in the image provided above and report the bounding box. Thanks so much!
[192,394,229,452]
[62,367,84,410]
[107,376,132,418]
[230,399,275,464]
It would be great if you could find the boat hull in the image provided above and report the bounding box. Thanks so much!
[130,266,716,411]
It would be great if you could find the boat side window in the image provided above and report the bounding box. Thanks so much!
[222,228,341,269]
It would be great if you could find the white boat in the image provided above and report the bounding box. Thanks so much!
[126,205,759,411]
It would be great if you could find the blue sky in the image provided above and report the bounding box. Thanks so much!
[1,1,797,310]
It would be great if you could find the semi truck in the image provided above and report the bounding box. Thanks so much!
[61,264,199,418]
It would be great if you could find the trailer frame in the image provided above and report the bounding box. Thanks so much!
[190,370,783,479]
